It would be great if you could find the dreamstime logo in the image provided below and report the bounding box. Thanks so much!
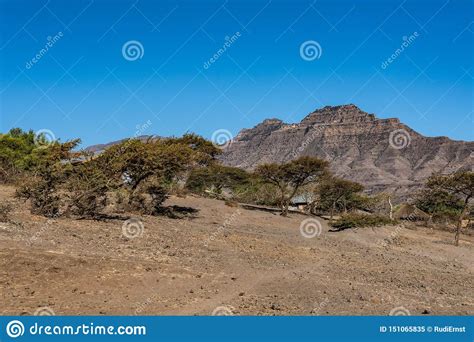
[381,32,419,69]
[290,126,323,158]
[122,218,144,238]
[34,129,56,148]
[122,40,144,61]
[312,297,329,315]
[134,293,160,315]
[299,218,322,238]
[135,119,152,136]
[25,31,64,69]
[34,306,56,316]
[299,40,322,61]
[389,129,411,149]
[204,209,241,247]
[211,129,233,148]
[203,32,241,69]
[6,320,25,338]
[389,306,411,316]
[212,305,235,316]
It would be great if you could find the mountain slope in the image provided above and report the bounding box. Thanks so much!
[220,105,473,196]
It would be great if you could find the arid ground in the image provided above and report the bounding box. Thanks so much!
[1,185,473,316]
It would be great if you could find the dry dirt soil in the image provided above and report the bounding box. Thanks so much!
[0,185,473,316]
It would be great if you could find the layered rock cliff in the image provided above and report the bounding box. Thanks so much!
[220,105,473,197]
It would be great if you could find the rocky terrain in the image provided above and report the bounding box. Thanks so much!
[220,105,473,197]
[0,185,473,315]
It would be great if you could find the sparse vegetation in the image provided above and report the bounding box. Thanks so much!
[2,127,471,246]
[314,176,364,221]
[330,213,395,231]
[0,128,52,183]
[256,156,328,216]
[185,164,252,196]
[15,139,81,217]
[9,131,221,219]
[0,201,13,222]
[64,162,110,219]
[417,171,473,246]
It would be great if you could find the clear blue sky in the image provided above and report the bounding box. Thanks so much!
[0,0,473,147]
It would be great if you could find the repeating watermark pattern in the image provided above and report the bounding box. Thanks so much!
[34,129,56,148]
[377,225,403,248]
[25,32,64,70]
[122,218,144,239]
[389,306,411,316]
[299,218,322,238]
[6,320,24,338]
[311,297,329,315]
[212,305,235,316]
[381,32,420,69]
[211,129,233,148]
[203,32,241,70]
[105,119,153,161]
[299,40,322,61]
[122,40,144,61]
[389,128,411,150]
[134,293,160,315]
[289,126,324,159]
[135,120,152,136]
[27,218,55,245]
[204,209,241,247]
[34,306,56,316]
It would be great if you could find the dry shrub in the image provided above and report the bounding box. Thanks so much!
[0,201,13,222]
[16,182,61,218]
[65,170,109,219]
[330,213,395,231]
[128,182,169,215]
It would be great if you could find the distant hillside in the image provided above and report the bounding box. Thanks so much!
[84,135,154,153]
[84,105,473,198]
[219,104,474,197]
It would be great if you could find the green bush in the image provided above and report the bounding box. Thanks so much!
[330,213,395,230]
[185,165,252,195]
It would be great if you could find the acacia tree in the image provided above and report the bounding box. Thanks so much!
[15,139,82,217]
[419,172,473,246]
[255,156,328,216]
[96,134,220,213]
[185,164,252,195]
[317,176,364,222]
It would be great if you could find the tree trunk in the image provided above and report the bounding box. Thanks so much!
[455,205,469,246]
[281,200,289,217]
[330,202,335,223]
[388,196,393,220]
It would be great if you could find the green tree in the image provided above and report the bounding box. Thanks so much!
[96,134,220,213]
[185,164,252,195]
[418,171,473,246]
[317,176,364,222]
[255,156,329,216]
[15,139,81,217]
[0,128,39,182]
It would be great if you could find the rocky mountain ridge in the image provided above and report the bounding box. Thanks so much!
[220,104,473,197]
